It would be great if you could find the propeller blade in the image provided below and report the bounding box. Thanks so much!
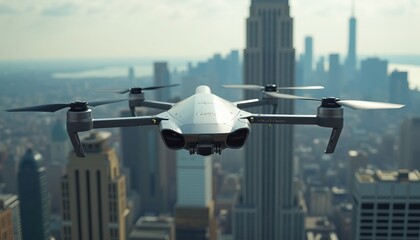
[88,99,126,107]
[277,86,324,90]
[222,85,264,90]
[95,89,131,94]
[265,92,320,101]
[6,103,71,112]
[337,100,405,110]
[142,84,180,90]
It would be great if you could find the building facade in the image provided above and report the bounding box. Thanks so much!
[234,0,305,239]
[61,131,127,240]
[18,149,51,240]
[0,194,22,240]
[175,155,216,240]
[352,169,420,240]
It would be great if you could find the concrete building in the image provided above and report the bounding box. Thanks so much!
[18,149,50,240]
[399,117,420,170]
[175,155,216,240]
[234,0,305,239]
[61,131,128,240]
[309,187,332,217]
[303,36,313,84]
[0,194,22,240]
[352,169,420,240]
[360,58,388,101]
[128,216,175,240]
[389,70,410,105]
[0,207,13,240]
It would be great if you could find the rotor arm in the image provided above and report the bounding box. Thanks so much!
[139,100,174,110]
[92,116,165,128]
[245,112,344,154]
[67,110,164,157]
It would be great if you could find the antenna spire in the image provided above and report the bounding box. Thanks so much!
[351,0,355,17]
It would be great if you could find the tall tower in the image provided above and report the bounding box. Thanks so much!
[61,131,127,240]
[345,0,357,80]
[18,149,51,240]
[234,0,305,240]
[0,194,22,240]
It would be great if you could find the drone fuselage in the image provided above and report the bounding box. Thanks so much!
[157,86,251,156]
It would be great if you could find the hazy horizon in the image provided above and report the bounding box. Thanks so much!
[1,0,420,61]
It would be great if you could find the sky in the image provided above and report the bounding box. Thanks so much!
[0,0,419,60]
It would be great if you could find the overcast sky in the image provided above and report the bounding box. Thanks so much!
[0,0,419,60]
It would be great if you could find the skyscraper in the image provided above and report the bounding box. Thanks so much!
[234,0,305,239]
[18,149,51,240]
[352,169,420,240]
[389,70,410,105]
[344,0,357,82]
[61,131,127,240]
[328,53,342,95]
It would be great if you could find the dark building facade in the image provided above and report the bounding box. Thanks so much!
[18,149,50,240]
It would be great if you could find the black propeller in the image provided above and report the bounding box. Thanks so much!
[223,84,324,91]
[264,92,405,110]
[5,99,126,113]
[97,84,180,94]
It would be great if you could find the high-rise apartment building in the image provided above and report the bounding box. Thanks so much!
[175,155,216,240]
[352,169,420,240]
[18,149,51,240]
[61,131,127,240]
[0,194,22,240]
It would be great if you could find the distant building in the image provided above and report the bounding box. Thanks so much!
[61,131,128,240]
[119,109,177,217]
[399,117,420,170]
[344,3,358,84]
[360,58,388,101]
[309,187,332,216]
[0,194,22,240]
[175,155,216,240]
[128,216,175,240]
[2,156,18,194]
[327,54,341,95]
[333,204,352,240]
[389,70,410,105]
[347,150,368,192]
[48,119,69,213]
[352,169,420,240]
[154,62,171,101]
[303,36,314,84]
[18,149,51,240]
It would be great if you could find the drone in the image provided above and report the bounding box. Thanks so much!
[6,84,404,157]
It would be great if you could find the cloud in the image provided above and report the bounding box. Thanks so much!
[41,2,80,16]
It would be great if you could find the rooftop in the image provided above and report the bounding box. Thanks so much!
[356,169,420,183]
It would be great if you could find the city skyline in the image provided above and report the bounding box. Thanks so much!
[0,0,420,60]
